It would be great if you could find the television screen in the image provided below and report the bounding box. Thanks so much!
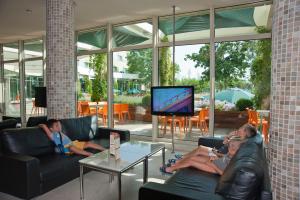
[151,86,194,116]
[35,87,47,108]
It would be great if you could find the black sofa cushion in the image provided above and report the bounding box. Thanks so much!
[215,141,264,200]
[26,116,47,127]
[1,127,54,156]
[60,116,92,141]
[167,168,220,194]
[0,119,18,130]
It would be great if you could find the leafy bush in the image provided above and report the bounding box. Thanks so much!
[236,98,253,111]
[141,94,151,108]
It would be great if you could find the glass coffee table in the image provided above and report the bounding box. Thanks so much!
[79,141,165,200]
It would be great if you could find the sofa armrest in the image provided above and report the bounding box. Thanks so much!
[95,127,130,142]
[139,182,225,200]
[198,137,224,148]
[0,154,40,199]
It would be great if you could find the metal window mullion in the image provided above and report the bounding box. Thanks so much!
[74,31,78,117]
[19,40,26,126]
[209,7,215,137]
[77,49,108,56]
[43,36,46,86]
[152,16,159,141]
[107,23,114,128]
[112,44,153,53]
[0,44,4,117]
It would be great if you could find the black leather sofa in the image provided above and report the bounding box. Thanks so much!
[139,134,272,200]
[0,119,18,131]
[0,116,130,200]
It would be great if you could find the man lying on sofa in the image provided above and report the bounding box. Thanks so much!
[165,136,245,175]
[39,119,106,156]
[178,123,257,160]
[162,124,257,174]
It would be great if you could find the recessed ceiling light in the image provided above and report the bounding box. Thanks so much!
[25,9,32,13]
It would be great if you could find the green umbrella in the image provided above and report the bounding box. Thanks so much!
[203,88,254,104]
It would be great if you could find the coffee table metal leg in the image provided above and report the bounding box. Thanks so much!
[162,147,166,166]
[143,157,148,184]
[80,165,84,200]
[118,173,122,200]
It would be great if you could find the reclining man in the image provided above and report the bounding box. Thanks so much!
[164,124,257,174]
[166,136,245,175]
[180,123,257,160]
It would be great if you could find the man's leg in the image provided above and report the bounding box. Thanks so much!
[183,146,212,158]
[84,141,105,151]
[69,146,93,156]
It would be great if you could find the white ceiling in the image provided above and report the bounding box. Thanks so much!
[0,0,263,43]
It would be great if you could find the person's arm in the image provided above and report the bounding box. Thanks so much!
[39,124,53,140]
[207,161,224,175]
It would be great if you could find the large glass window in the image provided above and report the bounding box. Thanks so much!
[113,49,152,136]
[77,53,108,127]
[3,43,19,61]
[4,63,20,116]
[77,28,107,53]
[215,4,272,38]
[158,44,209,141]
[24,40,43,59]
[213,39,271,138]
[159,11,210,43]
[25,60,44,118]
[112,21,152,48]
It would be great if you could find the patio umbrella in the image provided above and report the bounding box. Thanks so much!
[77,26,150,50]
[203,88,254,104]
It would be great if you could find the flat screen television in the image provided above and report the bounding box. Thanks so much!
[151,86,194,116]
[35,87,47,108]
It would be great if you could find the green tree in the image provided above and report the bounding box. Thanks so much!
[126,49,152,88]
[83,75,92,94]
[250,27,271,109]
[185,41,254,90]
[159,36,179,86]
[89,53,107,101]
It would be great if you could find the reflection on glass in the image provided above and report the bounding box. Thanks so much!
[24,40,43,59]
[25,60,44,117]
[77,28,107,52]
[77,53,108,127]
[3,43,19,61]
[158,44,209,141]
[113,49,152,136]
[112,22,153,47]
[159,11,210,42]
[4,63,20,116]
[215,4,272,38]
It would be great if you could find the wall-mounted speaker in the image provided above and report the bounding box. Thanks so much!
[35,87,47,108]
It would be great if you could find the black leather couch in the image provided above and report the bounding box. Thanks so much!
[0,119,18,131]
[0,116,130,200]
[139,134,272,200]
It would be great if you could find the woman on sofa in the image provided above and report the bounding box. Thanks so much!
[39,119,105,156]
[165,136,245,175]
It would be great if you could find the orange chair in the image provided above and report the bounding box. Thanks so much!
[247,109,269,143]
[80,102,96,116]
[190,108,209,134]
[121,104,131,120]
[99,105,108,125]
[114,104,123,122]
[167,116,185,134]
